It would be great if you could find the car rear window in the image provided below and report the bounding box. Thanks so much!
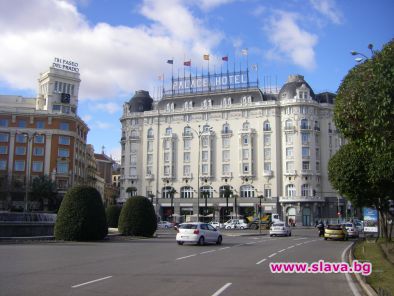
[327,225,342,230]
[344,223,353,227]
[179,224,197,229]
[273,223,284,227]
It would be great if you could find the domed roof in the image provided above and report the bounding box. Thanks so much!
[278,75,315,101]
[128,90,153,112]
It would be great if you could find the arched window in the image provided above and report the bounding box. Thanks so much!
[183,126,191,136]
[165,127,172,135]
[300,119,309,129]
[162,186,174,199]
[203,124,210,132]
[219,185,233,198]
[200,186,213,198]
[240,185,255,198]
[263,120,271,131]
[285,119,293,129]
[181,186,193,199]
[147,128,154,138]
[222,123,230,134]
[301,184,310,197]
[286,184,296,197]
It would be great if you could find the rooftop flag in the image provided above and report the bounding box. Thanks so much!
[241,48,248,56]
[222,56,228,61]
[167,59,173,64]
[184,60,191,66]
[203,54,210,60]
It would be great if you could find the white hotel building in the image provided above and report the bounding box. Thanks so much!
[119,73,345,225]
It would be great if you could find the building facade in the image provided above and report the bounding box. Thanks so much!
[0,65,88,211]
[119,74,345,225]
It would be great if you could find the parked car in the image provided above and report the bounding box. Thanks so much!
[209,221,223,229]
[342,222,359,238]
[324,224,348,240]
[176,222,223,245]
[157,221,174,229]
[353,220,364,233]
[269,222,291,237]
[223,219,246,229]
[225,220,249,229]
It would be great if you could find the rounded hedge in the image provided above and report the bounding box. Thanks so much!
[106,205,122,228]
[54,186,108,241]
[118,196,157,237]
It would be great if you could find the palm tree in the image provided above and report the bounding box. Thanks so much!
[30,175,58,211]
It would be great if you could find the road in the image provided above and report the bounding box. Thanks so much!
[0,228,364,296]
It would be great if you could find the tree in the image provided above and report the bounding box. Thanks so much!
[30,175,58,212]
[329,40,394,241]
[118,196,157,237]
[54,186,108,241]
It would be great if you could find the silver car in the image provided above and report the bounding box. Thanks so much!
[270,222,292,237]
[343,222,359,238]
[176,222,223,245]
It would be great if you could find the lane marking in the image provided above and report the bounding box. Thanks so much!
[246,242,256,245]
[211,283,232,296]
[256,258,267,265]
[342,243,361,296]
[268,253,277,258]
[296,243,303,246]
[218,247,231,251]
[293,237,307,241]
[287,245,295,249]
[71,276,112,288]
[176,254,197,260]
[278,249,286,253]
[200,250,216,254]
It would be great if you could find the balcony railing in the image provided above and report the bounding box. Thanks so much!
[145,173,154,180]
[284,170,297,176]
[263,170,273,177]
[279,195,324,203]
[301,169,313,175]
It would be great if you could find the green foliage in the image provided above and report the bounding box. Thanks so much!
[54,186,108,241]
[30,175,58,211]
[118,196,157,237]
[106,205,122,228]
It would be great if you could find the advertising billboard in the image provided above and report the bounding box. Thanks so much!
[363,207,378,233]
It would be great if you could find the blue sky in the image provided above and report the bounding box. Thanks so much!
[0,0,393,161]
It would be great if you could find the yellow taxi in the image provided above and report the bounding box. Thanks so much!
[324,224,348,241]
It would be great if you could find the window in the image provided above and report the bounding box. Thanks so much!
[316,162,320,171]
[222,138,230,148]
[316,148,320,159]
[58,148,69,157]
[0,133,8,142]
[264,148,271,159]
[59,136,70,145]
[0,119,9,127]
[219,185,233,198]
[34,135,45,144]
[286,133,294,144]
[164,152,170,162]
[242,149,249,160]
[286,184,296,197]
[285,119,293,129]
[264,134,271,146]
[300,119,309,129]
[222,164,230,174]
[147,128,154,138]
[16,134,27,143]
[131,143,138,152]
[184,139,191,150]
[202,164,209,174]
[184,152,190,163]
[243,163,249,173]
[15,146,26,155]
[18,120,26,128]
[286,147,293,158]
[202,137,209,147]
[14,160,25,171]
[0,146,8,154]
[302,147,310,158]
[36,121,45,129]
[301,132,310,145]
[301,184,310,197]
[286,161,294,171]
[147,141,153,152]
[240,185,255,198]
[264,162,271,171]
[315,134,320,145]
[53,105,61,111]
[183,126,192,136]
[264,189,272,198]
[146,154,153,165]
[165,127,172,135]
[32,161,43,172]
[0,160,6,170]
[200,186,213,198]
[57,162,68,174]
[181,186,193,198]
[302,161,310,170]
[164,166,170,175]
[202,151,209,161]
[33,147,44,156]
[300,106,307,114]
[222,123,230,134]
[263,120,271,131]
[60,122,69,131]
[242,135,249,145]
[183,165,190,176]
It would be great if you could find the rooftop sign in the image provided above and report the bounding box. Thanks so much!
[52,57,79,73]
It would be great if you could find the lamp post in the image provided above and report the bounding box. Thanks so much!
[170,188,176,223]
[351,43,374,62]
[258,195,264,235]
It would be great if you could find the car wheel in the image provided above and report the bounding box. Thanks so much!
[198,236,205,246]
[226,226,230,230]
[177,241,184,245]
[216,236,222,245]
[240,226,244,230]
[324,237,327,240]
[289,232,292,237]
[270,234,273,237]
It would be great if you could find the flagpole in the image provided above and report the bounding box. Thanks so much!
[171,58,174,97]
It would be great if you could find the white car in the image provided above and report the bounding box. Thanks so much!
[343,222,359,238]
[176,222,223,245]
[270,222,292,237]
[209,221,223,229]
[157,221,174,229]
[223,219,246,229]
[225,221,249,229]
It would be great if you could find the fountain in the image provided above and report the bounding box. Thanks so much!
[0,212,57,238]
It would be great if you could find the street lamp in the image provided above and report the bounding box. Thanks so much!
[258,195,264,235]
[351,43,374,62]
[170,188,176,222]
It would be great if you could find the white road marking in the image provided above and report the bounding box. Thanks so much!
[246,242,256,245]
[293,237,307,241]
[287,245,295,249]
[176,254,197,260]
[278,249,286,253]
[256,258,267,265]
[296,243,303,246]
[71,276,112,288]
[234,244,244,247]
[342,243,361,296]
[200,250,216,254]
[218,247,231,251]
[268,253,277,258]
[211,283,232,296]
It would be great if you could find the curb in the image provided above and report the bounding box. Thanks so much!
[0,236,54,242]
[348,242,378,296]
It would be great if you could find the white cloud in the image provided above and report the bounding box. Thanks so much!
[82,114,92,122]
[108,147,122,163]
[264,11,318,70]
[91,102,121,115]
[310,0,343,24]
[94,121,114,130]
[0,0,223,100]
[194,0,235,11]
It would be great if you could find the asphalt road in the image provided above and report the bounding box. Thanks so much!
[0,228,364,296]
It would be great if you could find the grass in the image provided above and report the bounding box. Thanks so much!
[353,239,394,295]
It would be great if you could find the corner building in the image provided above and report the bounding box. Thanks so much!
[120,75,345,225]
[0,66,88,210]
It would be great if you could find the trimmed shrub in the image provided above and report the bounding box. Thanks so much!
[55,186,108,241]
[118,196,157,237]
[106,205,122,228]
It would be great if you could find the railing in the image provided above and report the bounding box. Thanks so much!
[263,170,273,177]
[279,195,324,202]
